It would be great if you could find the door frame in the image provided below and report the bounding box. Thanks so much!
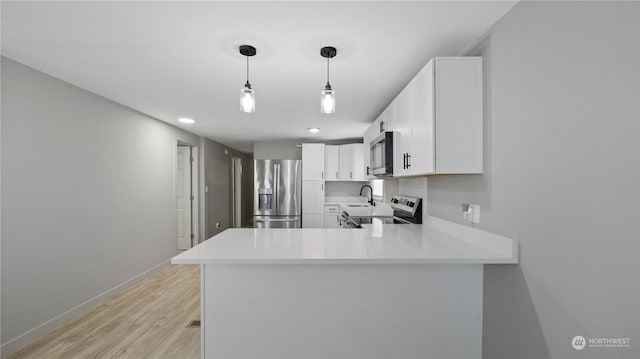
[231,156,242,228]
[174,139,199,250]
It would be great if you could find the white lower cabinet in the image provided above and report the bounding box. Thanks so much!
[304,214,325,228]
[302,181,324,228]
[324,204,341,228]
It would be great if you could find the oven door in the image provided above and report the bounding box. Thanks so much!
[370,132,394,177]
[339,212,363,228]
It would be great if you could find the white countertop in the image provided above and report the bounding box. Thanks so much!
[172,217,518,265]
[324,196,367,205]
[339,202,394,217]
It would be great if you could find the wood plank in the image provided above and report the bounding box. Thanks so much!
[5,264,200,359]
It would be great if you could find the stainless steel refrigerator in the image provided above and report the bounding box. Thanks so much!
[253,160,302,228]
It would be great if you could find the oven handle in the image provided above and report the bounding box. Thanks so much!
[393,216,413,224]
[339,212,363,228]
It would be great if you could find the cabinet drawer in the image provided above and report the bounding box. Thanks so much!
[324,205,340,213]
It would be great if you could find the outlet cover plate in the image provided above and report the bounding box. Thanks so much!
[469,204,480,224]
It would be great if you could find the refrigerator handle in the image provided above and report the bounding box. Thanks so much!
[275,164,280,211]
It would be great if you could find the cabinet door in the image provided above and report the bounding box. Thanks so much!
[434,57,483,174]
[302,181,324,214]
[324,145,340,181]
[382,102,395,132]
[324,213,340,228]
[338,144,354,181]
[302,143,325,181]
[407,61,435,175]
[363,119,381,179]
[303,213,325,228]
[393,88,412,177]
[351,143,365,181]
[363,127,372,179]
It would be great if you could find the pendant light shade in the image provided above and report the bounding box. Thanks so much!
[320,46,337,114]
[240,85,255,113]
[239,45,256,113]
[321,87,335,114]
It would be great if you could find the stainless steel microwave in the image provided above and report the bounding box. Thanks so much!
[369,131,395,177]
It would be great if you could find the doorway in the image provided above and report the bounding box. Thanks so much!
[232,156,243,228]
[176,143,198,251]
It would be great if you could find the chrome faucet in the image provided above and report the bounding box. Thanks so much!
[359,185,375,206]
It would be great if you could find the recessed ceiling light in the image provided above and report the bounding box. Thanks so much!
[179,118,195,124]
[308,127,320,133]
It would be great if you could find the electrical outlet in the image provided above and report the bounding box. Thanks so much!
[469,204,480,224]
[462,203,480,224]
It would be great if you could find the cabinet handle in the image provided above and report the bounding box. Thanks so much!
[403,153,407,169]
[321,171,324,179]
[406,153,411,168]
[366,166,370,176]
[336,172,338,179]
[380,120,385,133]
[350,171,353,178]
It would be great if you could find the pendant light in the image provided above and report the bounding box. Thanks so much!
[239,45,256,113]
[320,46,337,114]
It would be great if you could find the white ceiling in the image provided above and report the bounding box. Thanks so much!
[1,1,517,153]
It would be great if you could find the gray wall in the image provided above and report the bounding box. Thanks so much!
[252,138,363,160]
[253,140,302,160]
[427,2,639,358]
[0,57,246,353]
[202,138,253,237]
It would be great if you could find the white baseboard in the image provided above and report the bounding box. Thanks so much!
[1,259,171,356]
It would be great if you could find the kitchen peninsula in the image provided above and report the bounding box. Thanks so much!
[172,216,518,359]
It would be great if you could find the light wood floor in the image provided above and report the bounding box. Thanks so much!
[5,264,201,359]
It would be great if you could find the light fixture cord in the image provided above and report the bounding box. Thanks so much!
[326,56,330,85]
[246,55,250,85]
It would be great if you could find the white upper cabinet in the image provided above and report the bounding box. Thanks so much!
[324,145,340,181]
[393,86,412,176]
[324,143,365,181]
[338,145,353,180]
[363,117,381,179]
[350,144,365,181]
[302,143,325,181]
[365,57,482,177]
[381,102,396,132]
[406,61,435,175]
[433,57,483,174]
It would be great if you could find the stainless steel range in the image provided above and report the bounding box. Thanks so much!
[390,195,422,224]
[340,195,422,228]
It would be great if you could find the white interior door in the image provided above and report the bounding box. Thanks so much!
[176,146,192,250]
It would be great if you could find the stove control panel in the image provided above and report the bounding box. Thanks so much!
[390,195,422,216]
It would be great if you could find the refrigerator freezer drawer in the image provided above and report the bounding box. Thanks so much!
[254,216,301,229]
